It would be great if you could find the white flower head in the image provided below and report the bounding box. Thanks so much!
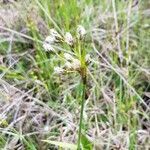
[65,61,73,69]
[64,53,74,61]
[43,42,54,52]
[65,59,80,70]
[85,54,91,63]
[50,28,62,40]
[72,59,80,70]
[54,67,64,74]
[64,53,80,70]
[77,25,86,39]
[45,36,55,44]
[65,32,74,46]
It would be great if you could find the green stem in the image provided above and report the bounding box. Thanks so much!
[77,71,86,150]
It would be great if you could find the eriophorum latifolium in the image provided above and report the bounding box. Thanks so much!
[43,25,89,149]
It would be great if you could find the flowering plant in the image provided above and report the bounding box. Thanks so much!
[43,25,90,149]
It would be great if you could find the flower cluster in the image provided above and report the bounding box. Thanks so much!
[53,53,81,75]
[77,25,86,40]
[43,29,62,52]
[43,25,89,75]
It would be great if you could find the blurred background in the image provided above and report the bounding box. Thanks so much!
[0,0,149,149]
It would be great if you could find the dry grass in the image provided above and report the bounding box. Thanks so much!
[0,0,150,149]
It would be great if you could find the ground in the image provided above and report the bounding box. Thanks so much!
[0,0,150,150]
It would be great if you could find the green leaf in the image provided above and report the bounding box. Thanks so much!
[81,134,93,150]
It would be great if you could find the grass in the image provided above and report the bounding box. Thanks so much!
[0,0,150,149]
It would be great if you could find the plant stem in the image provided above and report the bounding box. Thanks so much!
[77,69,87,150]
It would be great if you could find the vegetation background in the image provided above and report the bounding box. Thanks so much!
[0,0,149,149]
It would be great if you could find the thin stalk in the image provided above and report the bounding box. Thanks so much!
[77,69,87,150]
[112,0,123,63]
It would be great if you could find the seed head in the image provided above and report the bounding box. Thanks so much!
[64,53,80,70]
[65,61,73,69]
[65,59,80,70]
[54,67,64,74]
[72,59,80,70]
[85,54,91,63]
[50,29,62,40]
[64,53,74,61]
[65,32,74,46]
[43,42,54,52]
[77,25,86,39]
[45,36,56,44]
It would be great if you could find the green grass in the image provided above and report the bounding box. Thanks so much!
[0,0,150,149]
